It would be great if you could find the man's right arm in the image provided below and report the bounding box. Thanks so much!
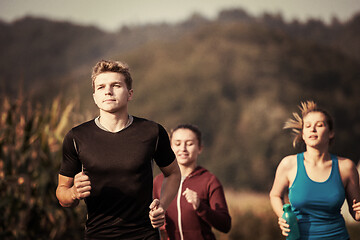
[56,172,91,207]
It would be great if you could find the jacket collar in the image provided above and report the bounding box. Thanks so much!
[187,166,207,178]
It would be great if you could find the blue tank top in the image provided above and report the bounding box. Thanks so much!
[288,152,349,240]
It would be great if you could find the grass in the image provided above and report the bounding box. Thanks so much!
[213,189,360,240]
[0,94,358,239]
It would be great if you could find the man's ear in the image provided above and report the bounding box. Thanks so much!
[93,93,98,106]
[128,89,134,101]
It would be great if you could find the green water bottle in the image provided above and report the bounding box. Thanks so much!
[282,204,300,240]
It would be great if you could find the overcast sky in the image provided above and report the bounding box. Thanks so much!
[0,0,359,32]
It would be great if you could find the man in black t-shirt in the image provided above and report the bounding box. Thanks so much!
[56,60,180,240]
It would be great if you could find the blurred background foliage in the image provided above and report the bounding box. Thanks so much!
[0,7,359,239]
[0,94,86,239]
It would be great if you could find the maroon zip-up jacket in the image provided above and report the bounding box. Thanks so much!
[153,166,231,240]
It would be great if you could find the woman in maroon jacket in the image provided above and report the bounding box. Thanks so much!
[153,124,231,240]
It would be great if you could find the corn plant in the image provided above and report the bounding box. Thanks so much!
[0,94,86,239]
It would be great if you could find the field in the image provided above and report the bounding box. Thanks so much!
[0,97,358,239]
[213,190,360,240]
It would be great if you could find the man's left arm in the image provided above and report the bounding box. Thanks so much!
[149,160,180,228]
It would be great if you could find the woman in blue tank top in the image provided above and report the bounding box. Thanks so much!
[269,101,360,240]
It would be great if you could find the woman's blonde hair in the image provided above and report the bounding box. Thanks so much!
[284,100,334,147]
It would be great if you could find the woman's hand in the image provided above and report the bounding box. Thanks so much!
[182,188,200,210]
[278,217,290,236]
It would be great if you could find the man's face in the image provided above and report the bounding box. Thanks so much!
[92,72,133,114]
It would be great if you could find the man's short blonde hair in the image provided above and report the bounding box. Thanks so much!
[91,60,133,91]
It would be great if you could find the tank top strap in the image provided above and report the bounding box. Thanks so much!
[330,154,343,185]
[296,152,306,179]
[330,154,338,170]
[297,152,304,165]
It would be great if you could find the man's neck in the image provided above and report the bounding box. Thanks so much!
[98,111,131,133]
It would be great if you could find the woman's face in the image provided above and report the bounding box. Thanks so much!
[302,111,334,148]
[171,128,202,167]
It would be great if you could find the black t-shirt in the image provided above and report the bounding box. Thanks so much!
[60,116,175,239]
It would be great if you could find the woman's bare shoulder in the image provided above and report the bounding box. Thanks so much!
[337,155,358,178]
[336,156,360,193]
[337,156,355,169]
[278,154,298,171]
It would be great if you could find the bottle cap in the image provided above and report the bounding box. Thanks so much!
[283,204,291,211]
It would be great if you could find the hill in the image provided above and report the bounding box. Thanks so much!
[123,20,360,190]
[0,9,359,191]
